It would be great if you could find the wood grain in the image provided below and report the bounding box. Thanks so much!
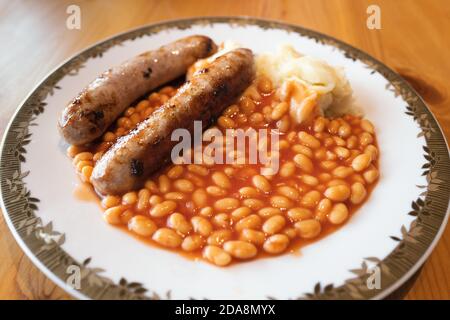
[0,0,448,300]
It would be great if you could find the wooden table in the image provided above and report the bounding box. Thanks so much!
[0,0,449,300]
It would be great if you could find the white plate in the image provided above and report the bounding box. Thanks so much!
[1,17,449,300]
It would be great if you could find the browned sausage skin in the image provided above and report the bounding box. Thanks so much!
[91,48,255,195]
[59,35,217,145]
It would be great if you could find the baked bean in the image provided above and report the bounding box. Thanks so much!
[192,188,208,207]
[346,135,358,149]
[223,241,257,259]
[320,160,338,171]
[328,119,340,134]
[252,175,271,193]
[187,164,209,176]
[257,76,273,93]
[240,228,265,245]
[122,191,138,205]
[271,102,289,120]
[218,116,236,129]
[257,207,282,218]
[102,195,121,208]
[223,166,236,177]
[73,152,93,165]
[332,166,354,178]
[149,195,163,206]
[263,234,289,254]
[277,186,300,201]
[203,245,232,266]
[318,173,332,182]
[314,148,327,161]
[103,206,123,225]
[360,119,375,134]
[235,214,262,232]
[328,203,349,224]
[280,161,296,177]
[238,187,259,198]
[164,192,187,201]
[276,115,291,132]
[323,137,335,147]
[351,173,366,184]
[205,185,226,197]
[283,227,297,239]
[167,213,192,235]
[270,195,294,209]
[191,216,213,237]
[263,215,286,235]
[214,198,240,211]
[67,145,84,158]
[231,206,252,220]
[182,235,203,252]
[360,132,373,146]
[326,150,337,161]
[212,171,231,189]
[324,185,351,201]
[167,165,184,179]
[152,228,182,248]
[120,209,134,224]
[136,189,150,211]
[295,219,321,239]
[103,132,116,142]
[363,167,379,183]
[314,117,327,133]
[212,213,231,228]
[300,190,321,208]
[199,206,214,218]
[334,146,350,159]
[93,152,103,161]
[293,153,314,173]
[173,179,194,192]
[317,198,332,215]
[350,182,367,204]
[243,198,265,210]
[291,144,313,158]
[298,131,321,149]
[287,207,313,221]
[327,179,348,187]
[76,160,93,172]
[158,175,171,193]
[338,122,352,138]
[150,200,177,217]
[351,154,371,172]
[223,104,239,117]
[136,100,149,111]
[128,215,157,237]
[364,145,378,161]
[239,96,256,115]
[145,180,159,193]
[249,112,265,127]
[301,175,319,186]
[207,229,232,246]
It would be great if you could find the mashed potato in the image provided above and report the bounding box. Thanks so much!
[256,45,359,123]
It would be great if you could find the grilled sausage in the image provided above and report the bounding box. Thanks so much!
[59,35,217,145]
[91,48,255,195]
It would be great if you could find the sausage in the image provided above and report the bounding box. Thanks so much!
[91,48,255,195]
[58,35,217,145]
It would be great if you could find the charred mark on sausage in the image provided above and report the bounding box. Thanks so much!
[213,83,228,97]
[130,159,144,176]
[143,67,152,79]
[94,110,104,120]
